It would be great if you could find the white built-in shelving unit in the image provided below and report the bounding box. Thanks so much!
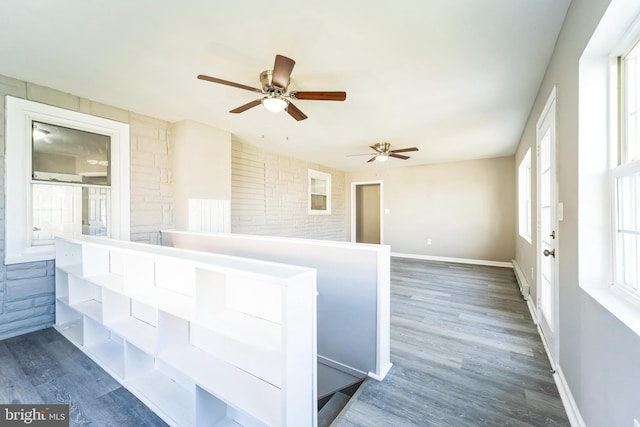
[54,236,317,427]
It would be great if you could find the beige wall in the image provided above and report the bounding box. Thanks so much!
[231,140,346,240]
[347,156,515,262]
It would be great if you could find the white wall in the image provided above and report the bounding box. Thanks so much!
[171,119,231,230]
[347,156,516,263]
[231,141,346,241]
[514,0,640,424]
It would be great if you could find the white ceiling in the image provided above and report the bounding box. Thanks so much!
[0,0,570,171]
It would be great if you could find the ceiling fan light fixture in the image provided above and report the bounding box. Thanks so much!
[376,154,389,162]
[262,95,288,113]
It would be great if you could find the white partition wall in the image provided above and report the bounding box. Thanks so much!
[161,230,392,381]
[54,236,317,427]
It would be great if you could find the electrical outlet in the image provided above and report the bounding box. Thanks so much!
[427,239,432,245]
[633,418,639,427]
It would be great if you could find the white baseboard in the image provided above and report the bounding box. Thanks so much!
[391,252,512,268]
[555,366,586,427]
[511,259,531,300]
[368,362,393,381]
[527,298,538,325]
[530,309,585,427]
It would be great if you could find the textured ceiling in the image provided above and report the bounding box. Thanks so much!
[0,0,570,171]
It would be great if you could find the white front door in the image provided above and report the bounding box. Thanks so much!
[537,87,559,362]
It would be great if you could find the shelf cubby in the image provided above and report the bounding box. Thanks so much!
[125,342,195,427]
[55,239,83,271]
[196,385,266,427]
[103,290,158,355]
[155,256,196,297]
[83,317,125,378]
[55,300,83,345]
[55,269,70,300]
[190,319,281,388]
[68,275,102,322]
[160,345,281,427]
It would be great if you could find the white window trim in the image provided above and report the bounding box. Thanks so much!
[5,96,130,264]
[308,169,331,215]
[518,148,532,243]
[578,0,640,337]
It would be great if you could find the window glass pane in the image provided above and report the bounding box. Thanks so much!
[616,172,640,290]
[32,183,110,245]
[32,121,111,185]
[617,173,639,232]
[82,187,109,236]
[311,194,327,211]
[311,177,326,195]
[625,46,640,163]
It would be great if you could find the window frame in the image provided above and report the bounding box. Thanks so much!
[5,96,130,264]
[308,169,331,215]
[613,43,640,297]
[518,148,532,243]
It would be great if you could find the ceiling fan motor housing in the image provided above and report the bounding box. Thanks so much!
[260,70,288,94]
[376,142,391,153]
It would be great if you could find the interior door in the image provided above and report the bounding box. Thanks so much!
[537,87,559,362]
[352,182,382,244]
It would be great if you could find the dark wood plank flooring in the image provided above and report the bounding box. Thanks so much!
[0,327,166,426]
[334,258,570,427]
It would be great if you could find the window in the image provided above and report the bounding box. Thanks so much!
[31,121,111,245]
[578,0,640,336]
[308,169,331,215]
[615,42,640,296]
[518,148,532,243]
[5,97,130,264]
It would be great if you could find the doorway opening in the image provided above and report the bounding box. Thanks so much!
[351,181,383,244]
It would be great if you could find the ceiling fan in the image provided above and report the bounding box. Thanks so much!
[349,142,419,163]
[197,54,346,121]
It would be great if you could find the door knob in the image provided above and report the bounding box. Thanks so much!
[543,249,555,258]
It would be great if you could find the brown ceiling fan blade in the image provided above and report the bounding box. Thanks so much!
[390,147,419,153]
[347,153,375,157]
[290,91,347,101]
[197,75,263,93]
[367,156,378,163]
[390,153,410,160]
[286,102,308,121]
[272,55,295,89]
[229,99,262,113]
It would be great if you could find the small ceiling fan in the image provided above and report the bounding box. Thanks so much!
[349,142,419,163]
[197,54,346,121]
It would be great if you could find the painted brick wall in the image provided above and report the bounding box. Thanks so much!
[232,140,346,240]
[0,74,173,339]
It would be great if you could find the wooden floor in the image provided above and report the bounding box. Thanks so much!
[0,327,167,426]
[0,258,570,427]
[334,258,570,427]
